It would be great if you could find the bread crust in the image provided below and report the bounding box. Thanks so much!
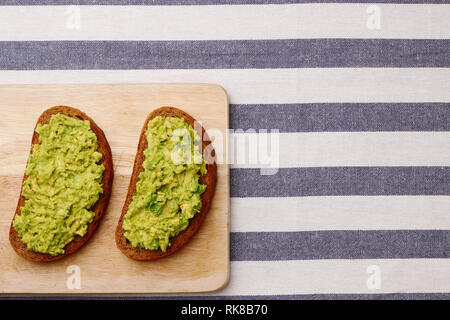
[115,106,217,261]
[9,106,114,262]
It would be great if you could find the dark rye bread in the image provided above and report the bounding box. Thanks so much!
[9,106,114,262]
[115,106,217,261]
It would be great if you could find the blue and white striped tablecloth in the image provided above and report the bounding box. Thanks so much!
[1,1,449,299]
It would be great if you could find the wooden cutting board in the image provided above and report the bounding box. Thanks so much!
[0,83,229,294]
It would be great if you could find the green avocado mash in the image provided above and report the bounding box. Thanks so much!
[123,116,207,252]
[13,114,105,256]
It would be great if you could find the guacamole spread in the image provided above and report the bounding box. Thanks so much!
[13,114,105,256]
[122,116,207,252]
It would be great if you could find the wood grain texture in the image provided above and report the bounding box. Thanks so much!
[0,83,230,294]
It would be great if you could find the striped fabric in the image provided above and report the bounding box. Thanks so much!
[1,1,449,299]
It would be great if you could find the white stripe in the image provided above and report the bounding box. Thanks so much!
[93,259,450,296]
[231,196,450,232]
[231,132,450,168]
[0,68,449,104]
[0,4,449,40]
[210,259,450,295]
[3,129,449,175]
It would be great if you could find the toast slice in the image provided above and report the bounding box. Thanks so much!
[9,106,114,262]
[116,106,217,261]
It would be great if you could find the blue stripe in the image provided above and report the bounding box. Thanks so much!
[3,293,450,300]
[151,293,450,300]
[230,230,450,260]
[1,0,448,5]
[0,40,448,70]
[230,103,450,132]
[231,167,450,198]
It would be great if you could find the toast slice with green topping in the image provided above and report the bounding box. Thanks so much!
[115,106,217,261]
[9,106,114,262]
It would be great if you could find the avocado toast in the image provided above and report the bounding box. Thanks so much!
[9,106,114,262]
[115,106,217,261]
